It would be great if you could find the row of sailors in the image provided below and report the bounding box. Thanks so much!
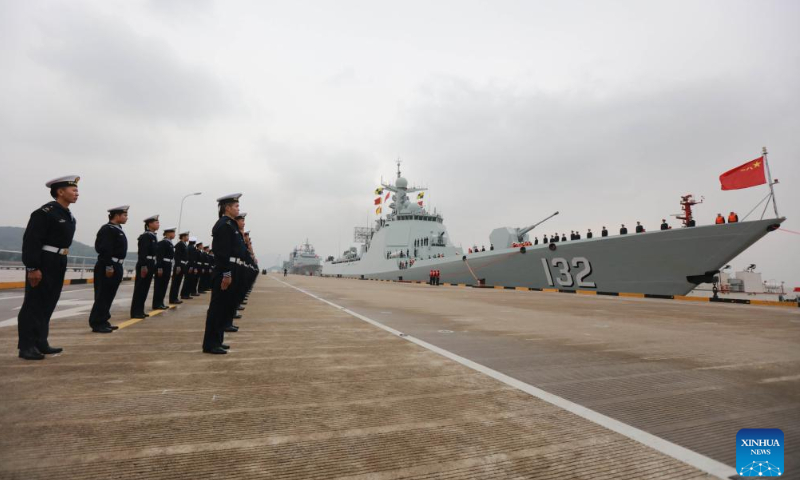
[466,214,743,252]
[16,176,258,360]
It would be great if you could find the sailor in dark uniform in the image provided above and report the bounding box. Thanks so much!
[203,245,214,292]
[18,176,80,360]
[230,213,249,326]
[181,237,198,299]
[203,193,243,354]
[169,231,189,304]
[601,226,608,237]
[152,227,176,310]
[194,241,205,295]
[130,215,159,319]
[88,205,129,333]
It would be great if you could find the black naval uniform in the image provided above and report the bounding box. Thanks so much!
[181,243,197,299]
[170,239,188,303]
[203,216,241,352]
[130,230,158,317]
[88,222,127,330]
[18,201,76,353]
[152,237,175,309]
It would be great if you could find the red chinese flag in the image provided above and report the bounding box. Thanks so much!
[719,157,767,190]
[385,192,390,201]
[374,197,381,205]
[417,201,423,206]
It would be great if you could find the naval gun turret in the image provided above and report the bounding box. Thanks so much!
[489,211,559,249]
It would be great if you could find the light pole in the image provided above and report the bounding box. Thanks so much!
[177,192,202,235]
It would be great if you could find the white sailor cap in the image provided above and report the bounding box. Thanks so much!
[163,226,176,233]
[189,236,197,242]
[245,230,250,235]
[46,175,80,189]
[107,205,129,213]
[217,193,242,204]
[143,214,159,223]
[196,240,204,246]
[235,212,247,219]
[179,231,190,237]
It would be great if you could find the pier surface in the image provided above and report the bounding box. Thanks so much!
[0,275,798,479]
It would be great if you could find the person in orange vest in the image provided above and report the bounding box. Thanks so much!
[728,211,739,223]
[715,213,725,224]
[435,269,441,285]
[429,269,434,285]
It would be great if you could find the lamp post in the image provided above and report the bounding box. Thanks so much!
[177,192,202,235]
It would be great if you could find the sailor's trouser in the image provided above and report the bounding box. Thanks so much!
[152,263,171,309]
[130,262,154,317]
[170,264,184,302]
[18,253,66,350]
[88,263,123,329]
[203,271,236,349]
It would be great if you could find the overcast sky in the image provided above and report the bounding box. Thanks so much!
[1,0,798,287]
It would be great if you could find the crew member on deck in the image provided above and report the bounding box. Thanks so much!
[170,231,189,304]
[635,221,645,233]
[88,205,128,333]
[620,224,628,235]
[130,215,159,319]
[587,229,593,239]
[728,211,739,223]
[203,193,243,355]
[17,175,79,360]
[715,213,725,224]
[661,219,669,230]
[152,227,176,310]
[601,226,608,237]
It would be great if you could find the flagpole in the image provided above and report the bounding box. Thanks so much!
[762,146,780,218]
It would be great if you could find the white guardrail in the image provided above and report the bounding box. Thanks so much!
[0,249,137,278]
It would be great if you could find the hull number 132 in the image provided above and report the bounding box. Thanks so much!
[541,257,596,288]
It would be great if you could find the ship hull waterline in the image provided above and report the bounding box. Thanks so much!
[322,218,784,296]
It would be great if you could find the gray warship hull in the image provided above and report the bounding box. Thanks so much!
[289,264,322,276]
[323,218,784,295]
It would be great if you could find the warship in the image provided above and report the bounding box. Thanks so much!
[284,240,323,275]
[322,164,785,295]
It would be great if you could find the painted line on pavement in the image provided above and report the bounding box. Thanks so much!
[273,276,737,480]
[116,306,177,330]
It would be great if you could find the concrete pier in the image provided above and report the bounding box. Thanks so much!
[1,275,797,479]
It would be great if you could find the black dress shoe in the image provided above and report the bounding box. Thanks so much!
[224,326,239,332]
[241,301,248,305]
[155,304,168,310]
[92,327,114,333]
[234,313,242,319]
[180,296,192,300]
[19,347,45,360]
[220,344,230,350]
[108,325,119,330]
[131,314,147,319]
[170,300,183,304]
[236,306,245,311]
[203,347,227,354]
[37,345,63,354]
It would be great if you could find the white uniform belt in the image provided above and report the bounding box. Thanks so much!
[146,255,156,260]
[111,257,124,264]
[162,258,173,263]
[42,245,69,255]
[229,257,238,263]
[180,260,188,264]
